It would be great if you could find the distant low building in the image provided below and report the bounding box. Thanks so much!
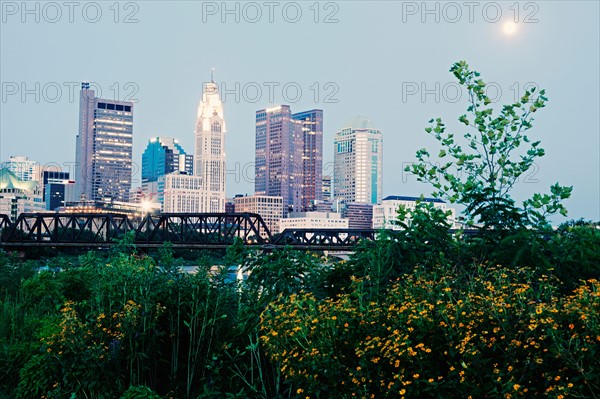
[372,195,457,230]
[161,172,204,213]
[279,211,348,233]
[312,200,334,213]
[42,170,70,200]
[44,179,76,211]
[0,168,45,221]
[233,194,283,236]
[225,199,235,214]
[59,198,158,218]
[342,202,373,229]
[0,156,41,182]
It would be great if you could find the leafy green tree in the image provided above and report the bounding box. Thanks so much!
[406,61,572,231]
[549,220,600,291]
[348,201,455,301]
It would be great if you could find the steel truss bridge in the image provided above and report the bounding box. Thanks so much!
[0,213,376,251]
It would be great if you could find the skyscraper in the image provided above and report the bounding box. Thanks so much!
[333,116,383,205]
[141,137,193,197]
[194,77,226,212]
[255,106,322,214]
[292,109,323,210]
[74,82,134,202]
[255,105,302,213]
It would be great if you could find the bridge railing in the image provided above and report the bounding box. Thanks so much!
[134,213,272,246]
[0,212,277,248]
[1,213,134,245]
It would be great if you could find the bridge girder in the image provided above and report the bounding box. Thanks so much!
[0,213,374,251]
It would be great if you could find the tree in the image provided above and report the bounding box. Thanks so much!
[406,61,572,231]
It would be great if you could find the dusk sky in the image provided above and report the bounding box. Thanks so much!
[1,1,598,221]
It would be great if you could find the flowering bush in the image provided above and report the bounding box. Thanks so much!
[261,266,599,398]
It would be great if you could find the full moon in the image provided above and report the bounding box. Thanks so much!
[503,21,518,36]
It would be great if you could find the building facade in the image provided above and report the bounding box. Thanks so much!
[292,109,323,210]
[342,202,374,229]
[194,79,227,212]
[255,105,302,213]
[0,156,40,182]
[233,194,284,236]
[0,168,45,221]
[161,172,204,213]
[279,211,348,232]
[44,179,76,211]
[373,196,457,230]
[255,106,323,214]
[322,175,332,201]
[334,116,383,205]
[141,137,193,200]
[42,170,70,201]
[75,82,134,202]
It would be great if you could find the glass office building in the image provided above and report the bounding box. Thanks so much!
[292,109,323,210]
[142,137,193,193]
[333,116,383,205]
[255,106,323,214]
[74,82,134,202]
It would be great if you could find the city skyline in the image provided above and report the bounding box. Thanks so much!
[1,2,598,221]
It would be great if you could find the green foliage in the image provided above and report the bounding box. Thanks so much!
[244,247,318,303]
[0,251,35,297]
[348,201,454,301]
[549,220,600,291]
[121,385,162,399]
[406,61,572,230]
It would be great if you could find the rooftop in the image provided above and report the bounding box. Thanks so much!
[341,115,378,130]
[383,195,445,204]
[0,168,37,191]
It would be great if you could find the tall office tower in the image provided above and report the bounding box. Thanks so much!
[254,107,323,213]
[74,82,134,202]
[141,137,193,197]
[194,77,227,212]
[0,156,40,182]
[333,116,383,205]
[292,109,323,210]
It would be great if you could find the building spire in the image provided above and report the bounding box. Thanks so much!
[211,68,215,83]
